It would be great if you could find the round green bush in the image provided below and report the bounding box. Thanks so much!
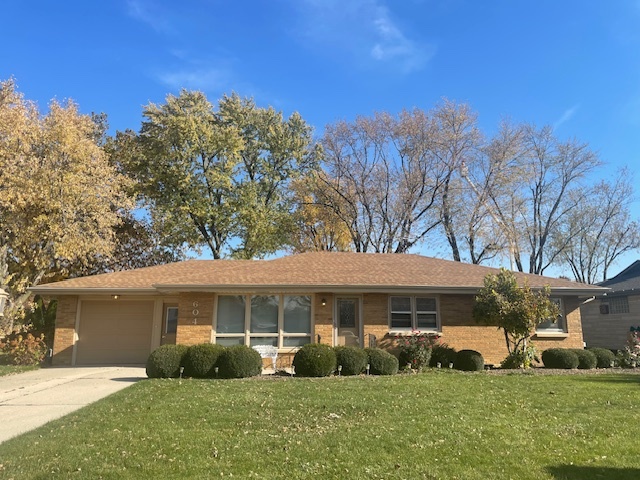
[454,349,485,371]
[292,343,336,377]
[334,346,368,375]
[364,347,399,375]
[541,348,579,369]
[429,344,457,367]
[571,349,597,370]
[146,344,189,378]
[184,343,226,378]
[217,345,263,379]
[588,347,616,368]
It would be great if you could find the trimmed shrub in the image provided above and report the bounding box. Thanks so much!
[292,343,336,377]
[184,343,225,378]
[588,347,616,368]
[217,345,262,379]
[365,347,399,375]
[146,344,189,378]
[571,349,597,370]
[334,346,368,375]
[429,343,457,367]
[455,349,485,371]
[541,348,579,369]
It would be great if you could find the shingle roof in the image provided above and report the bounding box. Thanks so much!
[29,252,607,295]
[598,260,640,295]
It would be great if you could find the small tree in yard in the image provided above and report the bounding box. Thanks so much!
[473,269,559,368]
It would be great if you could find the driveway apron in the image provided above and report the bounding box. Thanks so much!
[0,366,146,444]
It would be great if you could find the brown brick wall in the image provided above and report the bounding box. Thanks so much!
[533,297,585,353]
[309,292,587,366]
[52,295,78,366]
[438,294,508,365]
[363,293,395,350]
[176,293,214,345]
[314,293,334,345]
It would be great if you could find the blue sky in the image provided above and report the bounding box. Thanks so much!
[3,0,639,276]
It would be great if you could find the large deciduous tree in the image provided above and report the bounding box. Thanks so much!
[0,79,133,330]
[317,109,448,253]
[480,124,601,274]
[557,169,640,283]
[290,174,352,252]
[117,90,318,260]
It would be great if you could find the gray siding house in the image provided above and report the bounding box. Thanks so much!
[581,261,640,350]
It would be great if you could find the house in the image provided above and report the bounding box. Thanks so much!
[581,260,640,350]
[29,252,606,367]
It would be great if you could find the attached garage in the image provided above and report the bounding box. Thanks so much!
[76,300,155,365]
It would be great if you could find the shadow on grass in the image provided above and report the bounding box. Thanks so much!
[569,373,640,386]
[547,465,640,479]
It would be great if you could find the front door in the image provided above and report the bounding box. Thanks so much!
[161,306,178,345]
[336,297,361,347]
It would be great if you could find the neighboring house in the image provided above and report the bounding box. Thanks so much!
[30,252,606,367]
[581,260,640,350]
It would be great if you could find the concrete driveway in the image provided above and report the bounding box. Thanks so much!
[0,366,146,444]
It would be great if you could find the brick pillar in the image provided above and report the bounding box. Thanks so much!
[176,293,214,345]
[362,293,390,348]
[52,295,78,366]
[314,293,334,346]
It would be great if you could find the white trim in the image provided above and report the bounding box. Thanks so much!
[72,298,82,366]
[534,332,569,339]
[153,284,609,296]
[151,298,164,350]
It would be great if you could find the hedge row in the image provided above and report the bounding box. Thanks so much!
[146,343,262,379]
[292,344,399,377]
[291,344,486,375]
[147,342,491,380]
[540,348,608,369]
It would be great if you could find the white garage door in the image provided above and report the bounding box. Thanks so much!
[76,300,155,365]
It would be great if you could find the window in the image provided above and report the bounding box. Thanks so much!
[601,296,629,315]
[537,297,564,332]
[215,294,312,349]
[390,296,438,331]
[165,307,178,334]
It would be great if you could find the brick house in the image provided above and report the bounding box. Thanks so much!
[581,260,640,350]
[30,252,606,367]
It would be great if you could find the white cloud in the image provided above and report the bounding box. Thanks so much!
[292,0,435,73]
[553,104,580,129]
[126,0,172,34]
[157,67,231,92]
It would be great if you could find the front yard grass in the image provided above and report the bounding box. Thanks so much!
[0,371,639,479]
[0,364,38,377]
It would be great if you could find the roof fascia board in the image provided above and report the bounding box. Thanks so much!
[27,287,158,296]
[153,284,609,296]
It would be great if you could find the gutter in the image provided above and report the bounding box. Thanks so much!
[27,284,609,298]
[27,287,158,296]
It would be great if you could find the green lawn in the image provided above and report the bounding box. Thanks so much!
[0,371,639,479]
[0,364,38,377]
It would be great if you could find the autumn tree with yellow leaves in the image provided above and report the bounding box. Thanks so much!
[0,79,133,330]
